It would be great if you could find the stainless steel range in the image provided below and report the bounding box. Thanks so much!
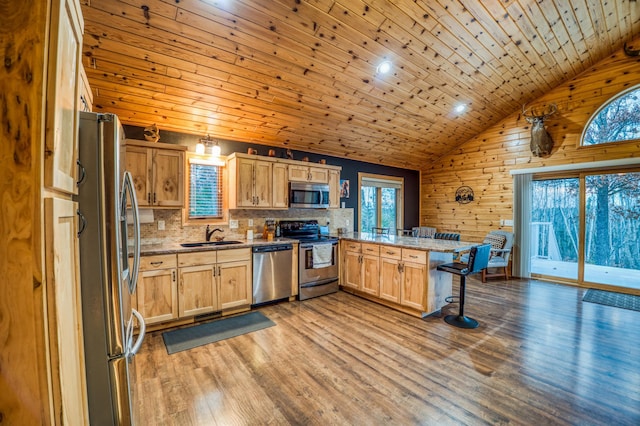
[280,220,339,300]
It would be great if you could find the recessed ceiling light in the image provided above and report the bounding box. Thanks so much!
[454,104,466,114]
[376,61,392,74]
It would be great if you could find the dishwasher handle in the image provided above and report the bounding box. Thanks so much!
[252,244,293,253]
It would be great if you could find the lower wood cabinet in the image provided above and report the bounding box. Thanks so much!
[136,254,178,325]
[137,248,252,327]
[341,241,431,315]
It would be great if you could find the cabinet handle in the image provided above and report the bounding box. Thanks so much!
[76,210,87,237]
[153,193,156,204]
[213,266,216,277]
[386,251,394,255]
[218,266,221,276]
[150,261,163,266]
[409,255,418,259]
[147,193,151,204]
[172,271,176,282]
[76,159,86,187]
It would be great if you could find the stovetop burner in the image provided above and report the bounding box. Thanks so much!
[279,220,337,242]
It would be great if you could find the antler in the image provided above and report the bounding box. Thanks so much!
[522,103,557,120]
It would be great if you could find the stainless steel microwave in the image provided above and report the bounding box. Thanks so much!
[289,182,330,208]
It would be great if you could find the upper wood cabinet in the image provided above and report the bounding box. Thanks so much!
[272,162,289,208]
[288,164,329,183]
[227,153,340,210]
[228,156,273,208]
[44,0,84,195]
[328,169,340,208]
[125,140,186,208]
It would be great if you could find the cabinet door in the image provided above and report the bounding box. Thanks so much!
[401,262,427,311]
[44,0,83,195]
[219,260,252,311]
[136,269,178,324]
[380,257,401,303]
[125,146,151,207]
[153,149,184,207]
[44,197,88,424]
[253,160,272,207]
[236,158,256,207]
[361,254,380,296]
[308,167,329,183]
[342,251,362,290]
[272,162,289,208]
[178,264,218,317]
[328,169,340,208]
[288,165,310,182]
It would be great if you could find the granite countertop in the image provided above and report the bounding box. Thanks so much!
[136,237,299,256]
[339,232,476,253]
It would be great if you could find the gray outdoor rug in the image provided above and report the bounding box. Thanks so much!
[162,311,275,354]
[583,289,640,312]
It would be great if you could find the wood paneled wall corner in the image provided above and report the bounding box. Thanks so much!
[0,0,51,424]
[421,40,640,244]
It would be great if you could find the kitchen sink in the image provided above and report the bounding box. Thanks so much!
[180,240,244,248]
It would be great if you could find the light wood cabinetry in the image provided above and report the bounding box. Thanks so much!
[177,248,252,318]
[125,139,186,208]
[400,249,428,311]
[44,197,88,425]
[342,241,362,290]
[361,243,380,296]
[288,164,329,183]
[328,169,340,208]
[379,247,402,303]
[272,162,289,208]
[227,153,340,209]
[136,254,178,324]
[79,64,92,112]
[227,155,274,208]
[341,240,447,317]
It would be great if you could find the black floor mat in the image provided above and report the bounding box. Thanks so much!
[583,289,640,312]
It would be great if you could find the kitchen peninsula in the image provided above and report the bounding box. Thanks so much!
[340,233,475,318]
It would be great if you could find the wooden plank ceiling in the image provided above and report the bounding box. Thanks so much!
[80,0,640,169]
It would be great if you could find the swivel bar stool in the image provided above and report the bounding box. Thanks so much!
[437,244,491,329]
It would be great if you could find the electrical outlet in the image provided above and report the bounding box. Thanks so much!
[158,220,165,231]
[248,219,253,227]
[504,219,514,226]
[229,219,238,229]
[346,219,350,226]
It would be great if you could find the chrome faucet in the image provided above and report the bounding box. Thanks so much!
[205,225,224,241]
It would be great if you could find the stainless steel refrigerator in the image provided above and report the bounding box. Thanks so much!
[77,111,144,425]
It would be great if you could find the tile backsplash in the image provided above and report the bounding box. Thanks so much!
[138,208,354,245]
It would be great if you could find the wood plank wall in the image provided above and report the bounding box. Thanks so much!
[0,0,50,424]
[420,40,640,244]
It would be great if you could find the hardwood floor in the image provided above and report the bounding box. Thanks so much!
[133,278,640,425]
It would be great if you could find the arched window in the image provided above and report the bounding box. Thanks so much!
[582,85,640,146]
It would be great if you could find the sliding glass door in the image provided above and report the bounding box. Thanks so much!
[584,172,640,288]
[530,178,579,280]
[530,169,640,291]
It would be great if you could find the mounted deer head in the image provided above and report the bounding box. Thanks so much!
[522,103,557,157]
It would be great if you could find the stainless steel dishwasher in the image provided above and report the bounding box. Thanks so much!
[252,243,293,305]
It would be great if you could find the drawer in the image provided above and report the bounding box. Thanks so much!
[216,247,251,263]
[343,241,361,252]
[379,246,401,260]
[402,249,427,264]
[361,243,380,255]
[139,254,177,271]
[178,251,216,267]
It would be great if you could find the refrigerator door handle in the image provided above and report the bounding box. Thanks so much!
[122,171,141,294]
[128,308,146,356]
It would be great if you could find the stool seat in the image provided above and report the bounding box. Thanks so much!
[437,244,491,329]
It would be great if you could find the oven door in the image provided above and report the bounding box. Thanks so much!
[299,242,339,284]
